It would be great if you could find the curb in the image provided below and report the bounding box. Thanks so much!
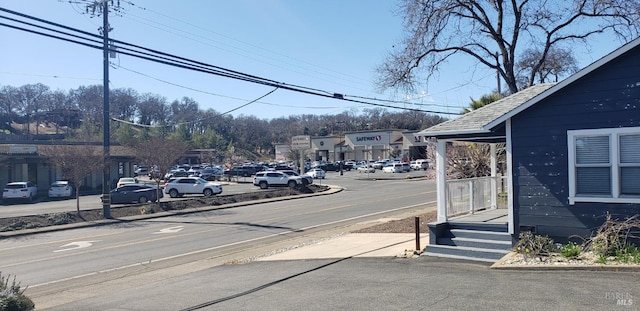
[0,185,344,238]
[490,251,640,271]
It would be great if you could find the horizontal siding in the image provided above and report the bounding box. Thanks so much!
[511,45,640,240]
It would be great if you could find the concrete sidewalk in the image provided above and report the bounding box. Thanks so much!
[258,233,428,261]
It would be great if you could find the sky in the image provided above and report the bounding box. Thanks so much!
[0,0,629,120]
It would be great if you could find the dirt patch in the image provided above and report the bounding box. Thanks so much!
[0,185,329,232]
[352,210,437,234]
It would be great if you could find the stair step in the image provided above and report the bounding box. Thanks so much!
[423,244,509,262]
[437,237,512,250]
[450,229,512,241]
[449,222,508,232]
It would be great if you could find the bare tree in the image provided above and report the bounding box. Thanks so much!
[40,144,103,214]
[135,137,190,200]
[516,47,580,87]
[376,0,640,95]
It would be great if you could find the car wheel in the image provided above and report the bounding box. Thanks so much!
[242,172,250,177]
[169,189,179,198]
[259,181,268,189]
[287,180,297,188]
[138,196,148,203]
[203,188,213,196]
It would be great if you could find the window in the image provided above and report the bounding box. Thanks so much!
[568,127,640,204]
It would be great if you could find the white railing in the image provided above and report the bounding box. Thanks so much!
[445,176,507,218]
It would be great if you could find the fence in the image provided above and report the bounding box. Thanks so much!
[445,176,507,218]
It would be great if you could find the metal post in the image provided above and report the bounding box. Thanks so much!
[415,217,421,252]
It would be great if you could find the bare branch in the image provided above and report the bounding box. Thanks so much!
[377,0,640,95]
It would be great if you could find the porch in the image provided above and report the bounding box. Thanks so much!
[424,175,513,263]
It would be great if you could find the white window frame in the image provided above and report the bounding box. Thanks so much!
[568,126,640,205]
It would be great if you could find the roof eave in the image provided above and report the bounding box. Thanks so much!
[488,36,640,128]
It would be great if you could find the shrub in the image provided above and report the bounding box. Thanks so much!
[560,242,582,259]
[0,272,34,311]
[586,214,640,262]
[515,231,555,260]
[48,213,74,226]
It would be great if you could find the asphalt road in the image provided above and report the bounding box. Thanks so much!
[1,171,437,309]
[42,257,640,311]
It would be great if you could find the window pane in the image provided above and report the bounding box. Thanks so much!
[576,167,611,195]
[576,136,609,164]
[621,167,640,195]
[620,134,640,163]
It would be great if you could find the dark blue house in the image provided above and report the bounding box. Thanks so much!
[418,37,640,262]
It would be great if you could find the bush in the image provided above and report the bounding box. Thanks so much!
[515,231,555,260]
[48,213,74,226]
[0,272,34,311]
[586,214,640,263]
[560,242,582,259]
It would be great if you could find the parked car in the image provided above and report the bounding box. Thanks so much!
[335,161,353,171]
[2,181,38,202]
[134,166,149,176]
[382,163,405,173]
[148,166,162,179]
[224,166,257,177]
[281,170,313,185]
[410,159,429,170]
[103,184,163,204]
[253,171,303,189]
[48,180,74,198]
[305,168,326,179]
[372,160,391,169]
[199,167,223,181]
[164,169,188,180]
[314,162,338,172]
[163,177,223,198]
[116,177,139,188]
[356,164,375,173]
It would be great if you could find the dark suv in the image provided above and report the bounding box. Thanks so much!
[224,165,267,177]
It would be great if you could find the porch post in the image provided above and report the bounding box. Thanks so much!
[436,139,447,222]
[490,143,497,209]
[506,119,515,235]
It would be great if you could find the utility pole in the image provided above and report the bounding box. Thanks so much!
[84,0,122,218]
[101,0,111,218]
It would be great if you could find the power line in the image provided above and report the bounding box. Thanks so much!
[0,7,462,116]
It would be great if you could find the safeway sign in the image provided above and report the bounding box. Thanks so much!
[291,135,311,150]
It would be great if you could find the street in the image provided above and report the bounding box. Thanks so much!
[0,171,437,308]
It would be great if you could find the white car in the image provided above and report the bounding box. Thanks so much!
[304,168,326,179]
[382,163,404,173]
[116,177,139,188]
[48,181,74,198]
[163,177,223,198]
[2,181,38,202]
[356,165,375,173]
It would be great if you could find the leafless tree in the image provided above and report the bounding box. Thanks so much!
[135,137,190,200]
[376,0,640,95]
[516,47,580,88]
[40,143,103,214]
